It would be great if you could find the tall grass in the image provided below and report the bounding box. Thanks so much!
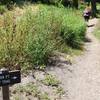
[0,5,86,70]
[61,10,86,48]
[0,5,7,14]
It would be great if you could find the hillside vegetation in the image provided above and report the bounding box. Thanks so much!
[0,4,86,70]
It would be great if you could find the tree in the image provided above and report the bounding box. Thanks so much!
[73,0,78,9]
[91,0,97,17]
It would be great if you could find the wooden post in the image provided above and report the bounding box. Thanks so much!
[0,68,10,100]
[0,68,21,100]
[2,86,9,100]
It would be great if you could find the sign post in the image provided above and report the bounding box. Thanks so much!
[2,85,9,100]
[0,68,21,100]
[1,68,9,100]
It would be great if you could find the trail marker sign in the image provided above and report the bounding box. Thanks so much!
[0,70,21,86]
[0,69,21,100]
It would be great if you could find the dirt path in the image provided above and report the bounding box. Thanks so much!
[47,18,100,100]
[66,18,100,100]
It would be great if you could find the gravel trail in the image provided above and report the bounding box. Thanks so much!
[66,18,100,100]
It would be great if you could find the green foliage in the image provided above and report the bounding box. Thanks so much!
[0,12,26,69]
[0,0,15,10]
[95,30,100,39]
[39,92,50,100]
[22,8,54,66]
[56,87,65,95]
[0,0,12,5]
[26,30,54,65]
[42,0,61,5]
[94,22,100,40]
[79,3,85,11]
[60,9,86,48]
[42,74,60,86]
[36,0,73,7]
[15,83,40,97]
[13,83,51,99]
[0,5,7,14]
[40,5,86,49]
[13,97,19,100]
[0,5,86,70]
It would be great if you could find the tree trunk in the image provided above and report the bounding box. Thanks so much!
[73,0,78,9]
[91,0,97,17]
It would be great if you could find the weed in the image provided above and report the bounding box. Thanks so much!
[15,83,40,97]
[94,22,100,40]
[38,92,50,100]
[56,87,65,95]
[42,74,60,86]
[0,5,7,14]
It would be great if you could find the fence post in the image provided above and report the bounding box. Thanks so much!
[2,85,9,100]
[1,68,10,100]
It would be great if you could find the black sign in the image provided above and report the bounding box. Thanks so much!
[0,70,21,86]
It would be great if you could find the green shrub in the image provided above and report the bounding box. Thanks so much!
[21,8,55,66]
[94,22,100,40]
[26,32,54,65]
[40,5,86,49]
[15,83,40,97]
[42,0,61,5]
[0,12,25,69]
[36,0,73,7]
[0,5,86,70]
[0,0,15,10]
[61,12,86,48]
[39,92,50,100]
[0,0,12,5]
[42,74,60,86]
[56,87,65,95]
[0,5,7,14]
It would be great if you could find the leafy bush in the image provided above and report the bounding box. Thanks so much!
[0,0,15,10]
[40,5,86,49]
[42,74,60,86]
[41,0,61,5]
[21,8,55,65]
[0,0,12,5]
[14,83,50,99]
[39,92,50,100]
[0,5,7,14]
[94,23,100,40]
[0,12,25,69]
[61,11,86,48]
[35,0,73,7]
[56,87,65,95]
[15,83,40,97]
[0,5,86,70]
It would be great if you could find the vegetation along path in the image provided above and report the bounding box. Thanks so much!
[65,18,100,100]
[47,18,100,100]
